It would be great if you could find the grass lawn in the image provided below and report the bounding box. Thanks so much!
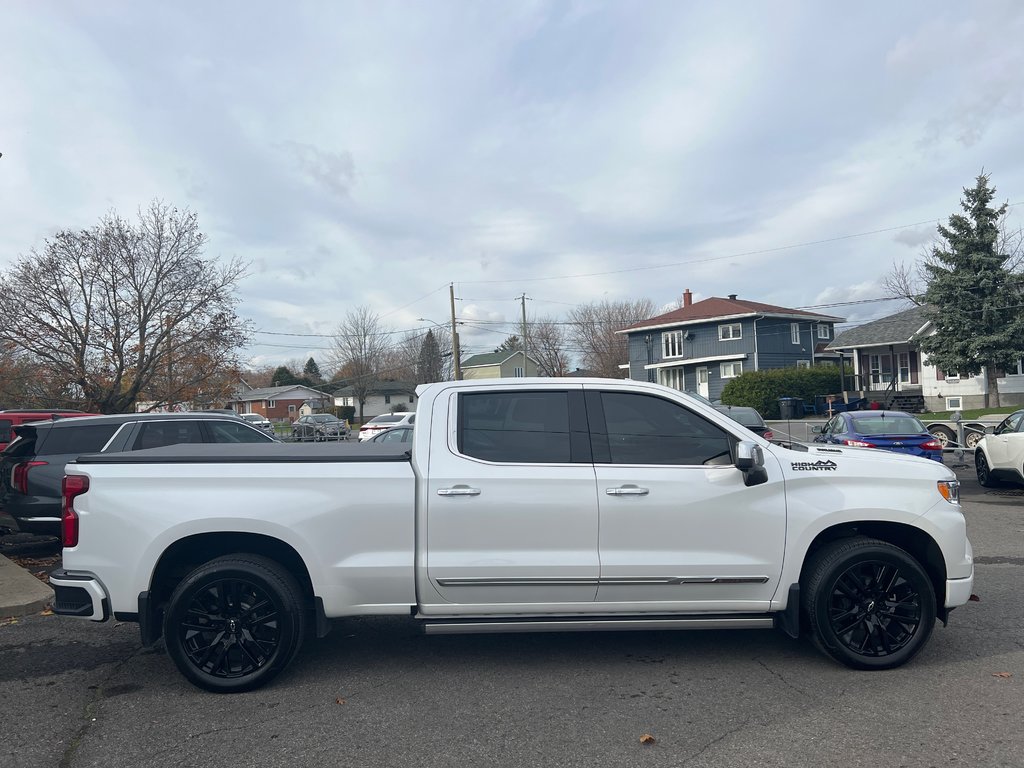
[922,405,1019,421]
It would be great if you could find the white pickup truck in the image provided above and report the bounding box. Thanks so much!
[51,379,974,692]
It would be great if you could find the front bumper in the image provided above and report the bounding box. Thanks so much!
[49,569,109,621]
[946,573,975,609]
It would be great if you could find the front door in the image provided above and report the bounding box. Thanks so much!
[697,367,710,399]
[421,386,600,613]
[586,388,787,612]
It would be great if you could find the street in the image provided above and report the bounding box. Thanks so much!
[1,470,1021,768]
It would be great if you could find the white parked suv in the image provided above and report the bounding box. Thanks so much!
[358,412,415,441]
[239,413,275,435]
[975,409,1024,487]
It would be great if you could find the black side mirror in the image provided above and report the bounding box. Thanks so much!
[736,440,768,487]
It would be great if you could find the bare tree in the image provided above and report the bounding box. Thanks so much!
[567,298,655,378]
[329,306,391,421]
[530,316,570,376]
[0,202,249,413]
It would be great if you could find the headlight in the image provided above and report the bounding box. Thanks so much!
[937,480,960,504]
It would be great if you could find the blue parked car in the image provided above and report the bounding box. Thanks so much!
[812,410,943,462]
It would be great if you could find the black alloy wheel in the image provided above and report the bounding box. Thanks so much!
[976,450,997,488]
[804,537,935,670]
[164,555,305,693]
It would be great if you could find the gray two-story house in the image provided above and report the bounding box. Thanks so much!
[617,291,845,401]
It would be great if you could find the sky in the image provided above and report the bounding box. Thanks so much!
[3,1,1024,371]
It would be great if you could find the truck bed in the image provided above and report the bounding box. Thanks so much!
[73,442,411,464]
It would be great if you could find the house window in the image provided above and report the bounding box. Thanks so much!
[268,400,277,408]
[869,355,892,386]
[1014,358,1024,376]
[662,330,685,358]
[945,396,963,411]
[944,370,960,381]
[409,396,415,403]
[898,353,911,383]
[791,323,800,344]
[819,325,830,339]
[720,361,743,378]
[384,395,392,404]
[719,323,742,341]
[288,404,296,413]
[514,366,525,377]
[658,368,684,390]
[796,360,810,369]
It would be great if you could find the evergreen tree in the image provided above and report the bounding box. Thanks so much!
[495,335,521,353]
[417,330,443,384]
[919,173,1024,407]
[303,357,322,382]
[271,365,299,386]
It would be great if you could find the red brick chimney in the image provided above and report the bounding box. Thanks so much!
[682,289,692,308]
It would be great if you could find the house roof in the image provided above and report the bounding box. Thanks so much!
[827,305,930,350]
[461,351,538,368]
[617,296,845,334]
[229,384,334,402]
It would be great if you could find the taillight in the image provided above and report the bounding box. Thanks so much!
[61,474,89,548]
[842,439,876,448]
[921,440,942,451]
[13,460,47,494]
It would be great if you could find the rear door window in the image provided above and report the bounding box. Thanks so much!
[457,391,576,463]
[0,419,13,444]
[132,421,204,450]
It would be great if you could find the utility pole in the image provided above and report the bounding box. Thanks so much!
[449,283,462,380]
[519,293,530,377]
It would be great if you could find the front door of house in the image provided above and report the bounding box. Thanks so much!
[697,367,710,399]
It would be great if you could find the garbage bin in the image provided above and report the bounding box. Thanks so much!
[778,397,803,419]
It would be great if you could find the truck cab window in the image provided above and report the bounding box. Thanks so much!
[458,391,571,463]
[593,391,732,466]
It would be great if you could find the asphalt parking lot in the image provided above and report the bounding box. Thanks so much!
[1,467,1021,768]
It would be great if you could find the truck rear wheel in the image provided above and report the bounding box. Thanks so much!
[803,537,935,670]
[163,555,306,693]
[927,425,955,448]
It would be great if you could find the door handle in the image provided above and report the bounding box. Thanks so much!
[605,485,649,496]
[437,486,481,497]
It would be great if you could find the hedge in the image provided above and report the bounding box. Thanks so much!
[720,366,844,418]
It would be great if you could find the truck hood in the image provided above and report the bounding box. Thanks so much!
[768,442,956,481]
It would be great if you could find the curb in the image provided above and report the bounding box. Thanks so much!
[0,553,54,619]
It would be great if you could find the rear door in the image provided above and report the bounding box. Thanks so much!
[587,387,787,612]
[421,384,600,611]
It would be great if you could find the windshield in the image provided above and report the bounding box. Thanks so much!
[849,415,927,436]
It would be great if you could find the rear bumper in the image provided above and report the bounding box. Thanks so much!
[49,569,109,621]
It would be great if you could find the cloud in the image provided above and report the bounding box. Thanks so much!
[893,226,936,247]
[278,142,356,201]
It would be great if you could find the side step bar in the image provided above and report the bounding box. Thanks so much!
[421,614,774,635]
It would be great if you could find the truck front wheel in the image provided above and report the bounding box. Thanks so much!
[163,555,306,693]
[803,537,935,670]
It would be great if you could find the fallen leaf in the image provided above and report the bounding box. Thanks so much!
[992,672,1012,678]
[969,594,981,602]
[40,608,54,616]
[0,617,18,627]
[335,697,346,705]
[639,733,656,745]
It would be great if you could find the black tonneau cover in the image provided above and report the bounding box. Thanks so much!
[73,442,411,464]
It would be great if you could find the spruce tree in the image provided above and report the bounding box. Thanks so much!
[417,330,443,384]
[303,357,322,382]
[920,174,1024,407]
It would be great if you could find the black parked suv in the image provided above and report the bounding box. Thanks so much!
[0,412,276,536]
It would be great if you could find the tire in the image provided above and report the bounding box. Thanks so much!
[964,429,984,449]
[803,537,935,670]
[163,554,306,693]
[927,425,955,449]
[976,450,998,488]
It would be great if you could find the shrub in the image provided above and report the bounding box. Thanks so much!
[720,366,844,418]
